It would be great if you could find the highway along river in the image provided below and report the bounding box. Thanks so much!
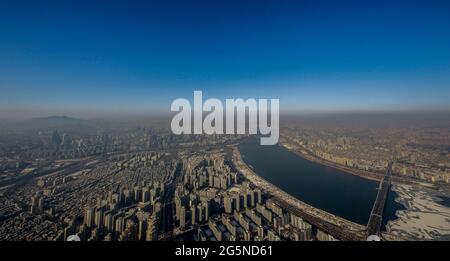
[238,139,404,228]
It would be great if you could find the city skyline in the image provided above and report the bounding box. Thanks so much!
[1,0,450,244]
[1,0,450,118]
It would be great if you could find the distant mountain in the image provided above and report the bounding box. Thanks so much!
[12,115,95,133]
[29,115,84,124]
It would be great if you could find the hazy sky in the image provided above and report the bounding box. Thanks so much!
[1,0,450,118]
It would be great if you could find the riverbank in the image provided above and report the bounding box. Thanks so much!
[279,140,421,186]
[280,141,385,182]
[386,184,450,240]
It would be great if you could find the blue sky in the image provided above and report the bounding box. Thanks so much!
[1,0,450,117]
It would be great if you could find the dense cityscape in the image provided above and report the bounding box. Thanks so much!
[0,115,449,241]
[0,116,335,241]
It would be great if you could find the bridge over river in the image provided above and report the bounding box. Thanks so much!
[366,162,393,238]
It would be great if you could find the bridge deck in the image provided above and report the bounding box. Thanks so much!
[366,162,392,237]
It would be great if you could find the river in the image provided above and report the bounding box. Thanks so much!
[238,139,404,228]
